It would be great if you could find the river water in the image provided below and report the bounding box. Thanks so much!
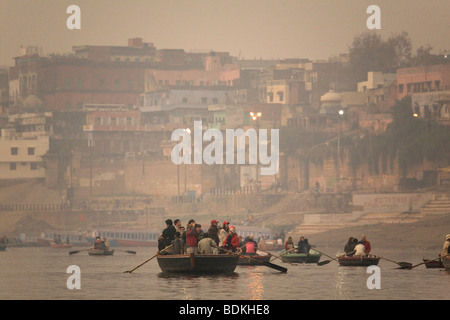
[0,246,448,301]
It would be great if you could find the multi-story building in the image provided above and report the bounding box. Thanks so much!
[0,127,49,180]
[396,64,450,101]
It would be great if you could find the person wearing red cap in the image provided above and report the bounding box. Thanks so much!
[223,226,241,253]
[207,220,220,246]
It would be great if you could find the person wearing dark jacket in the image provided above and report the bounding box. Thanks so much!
[297,237,311,254]
[344,237,358,256]
[158,219,176,251]
[223,226,241,253]
[207,220,220,246]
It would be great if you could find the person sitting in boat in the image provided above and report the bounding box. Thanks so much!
[198,233,219,254]
[195,224,205,241]
[354,241,366,256]
[94,236,105,250]
[297,237,311,254]
[285,236,295,251]
[440,234,450,257]
[185,219,199,255]
[344,237,357,256]
[102,236,110,250]
[218,221,230,251]
[360,234,371,254]
[171,231,184,255]
[223,226,241,253]
[242,235,258,255]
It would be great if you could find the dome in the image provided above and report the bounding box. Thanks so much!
[320,90,343,103]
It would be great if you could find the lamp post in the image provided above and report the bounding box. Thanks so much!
[250,112,261,192]
[337,109,344,187]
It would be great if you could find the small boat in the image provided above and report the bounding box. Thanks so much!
[423,258,444,269]
[50,242,73,249]
[157,254,240,274]
[442,256,450,271]
[0,245,6,251]
[38,231,91,247]
[85,229,160,247]
[279,248,321,263]
[338,255,380,266]
[87,248,114,256]
[237,253,272,266]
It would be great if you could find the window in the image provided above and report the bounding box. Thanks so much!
[11,147,18,155]
[182,97,188,103]
[115,79,120,89]
[10,162,16,170]
[77,78,83,89]
[64,78,71,89]
[30,163,37,170]
[28,147,35,156]
[268,92,274,102]
[398,84,404,94]
[100,79,105,89]
[277,91,284,102]
[201,97,208,104]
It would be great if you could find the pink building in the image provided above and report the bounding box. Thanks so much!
[396,64,450,100]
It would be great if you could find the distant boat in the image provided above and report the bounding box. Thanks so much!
[442,256,450,271]
[237,253,272,266]
[338,255,380,266]
[279,248,322,264]
[423,258,444,269]
[87,248,114,256]
[37,231,90,247]
[50,242,73,249]
[85,229,160,247]
[0,244,6,251]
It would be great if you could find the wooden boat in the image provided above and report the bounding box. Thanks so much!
[338,255,380,266]
[50,242,73,249]
[85,229,160,247]
[279,248,321,263]
[0,245,6,251]
[38,231,91,247]
[87,248,114,256]
[157,254,240,274]
[237,253,272,266]
[442,256,450,271]
[258,240,284,251]
[423,258,444,268]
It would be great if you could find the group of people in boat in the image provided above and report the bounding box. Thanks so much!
[343,234,372,256]
[93,236,110,250]
[158,218,258,255]
[284,236,312,254]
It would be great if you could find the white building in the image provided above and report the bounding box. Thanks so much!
[0,127,49,180]
[357,71,396,92]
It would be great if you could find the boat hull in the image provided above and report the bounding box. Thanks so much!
[279,249,321,263]
[88,248,114,256]
[423,258,444,268]
[442,256,450,270]
[338,255,380,266]
[237,254,272,266]
[50,242,73,249]
[157,254,240,274]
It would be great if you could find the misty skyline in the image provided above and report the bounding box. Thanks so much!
[1,0,449,66]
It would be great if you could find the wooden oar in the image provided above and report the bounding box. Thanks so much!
[69,248,90,255]
[398,254,447,270]
[257,248,296,266]
[372,254,411,268]
[123,245,172,273]
[224,248,287,273]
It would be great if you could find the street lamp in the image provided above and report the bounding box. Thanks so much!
[250,112,262,192]
[337,109,344,186]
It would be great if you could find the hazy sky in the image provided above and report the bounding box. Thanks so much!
[1,0,449,66]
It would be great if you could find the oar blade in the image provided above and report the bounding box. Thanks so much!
[69,250,80,255]
[317,260,331,266]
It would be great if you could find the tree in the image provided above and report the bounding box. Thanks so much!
[348,31,413,81]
